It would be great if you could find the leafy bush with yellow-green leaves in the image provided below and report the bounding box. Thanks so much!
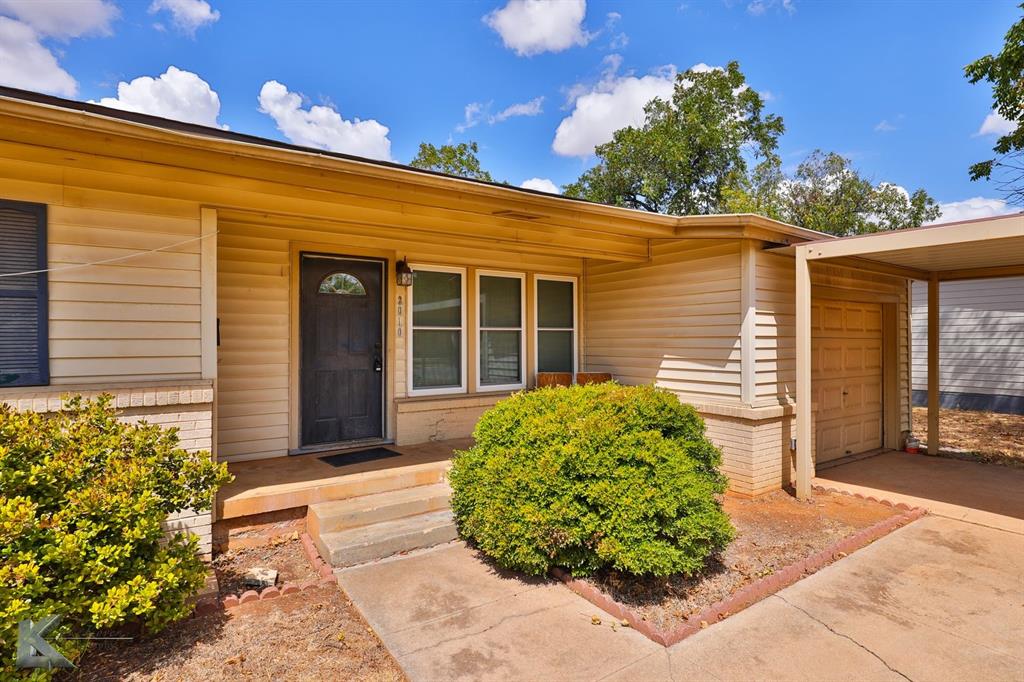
[0,396,231,677]
[450,383,734,577]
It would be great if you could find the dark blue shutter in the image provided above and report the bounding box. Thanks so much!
[0,200,48,386]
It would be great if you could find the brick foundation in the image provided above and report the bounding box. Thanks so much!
[395,393,508,445]
[695,402,814,497]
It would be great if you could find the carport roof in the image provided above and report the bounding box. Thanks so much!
[778,213,1024,281]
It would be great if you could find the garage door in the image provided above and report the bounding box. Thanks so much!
[812,300,883,462]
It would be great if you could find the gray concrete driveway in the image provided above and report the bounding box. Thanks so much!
[339,515,1024,682]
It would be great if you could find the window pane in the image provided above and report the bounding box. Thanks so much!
[413,329,461,389]
[538,330,573,373]
[413,270,461,327]
[479,275,521,328]
[480,330,521,386]
[537,279,574,328]
[318,272,366,295]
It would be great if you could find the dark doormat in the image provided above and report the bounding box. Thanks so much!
[319,446,402,468]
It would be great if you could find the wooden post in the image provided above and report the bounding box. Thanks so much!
[927,273,940,455]
[795,248,812,499]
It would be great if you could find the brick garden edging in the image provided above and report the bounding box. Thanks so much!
[552,500,927,647]
[193,532,337,615]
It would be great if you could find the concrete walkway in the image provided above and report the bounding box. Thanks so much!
[815,450,1024,534]
[339,515,1024,682]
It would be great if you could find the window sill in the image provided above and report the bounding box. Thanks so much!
[396,391,514,405]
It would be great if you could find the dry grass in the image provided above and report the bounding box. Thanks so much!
[912,407,1024,465]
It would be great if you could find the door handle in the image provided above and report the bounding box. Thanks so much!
[373,356,383,372]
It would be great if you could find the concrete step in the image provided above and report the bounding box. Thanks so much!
[315,509,457,568]
[307,482,451,536]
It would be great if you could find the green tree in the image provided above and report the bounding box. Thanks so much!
[783,151,939,236]
[965,4,1024,205]
[726,151,940,236]
[564,62,784,215]
[410,141,494,182]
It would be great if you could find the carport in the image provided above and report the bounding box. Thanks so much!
[792,213,1024,499]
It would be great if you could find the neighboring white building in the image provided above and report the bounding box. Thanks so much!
[911,275,1024,414]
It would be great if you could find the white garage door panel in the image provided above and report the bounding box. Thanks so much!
[812,301,883,463]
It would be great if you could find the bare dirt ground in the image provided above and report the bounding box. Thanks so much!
[68,539,405,682]
[212,537,317,597]
[69,585,405,682]
[589,490,900,631]
[912,406,1024,465]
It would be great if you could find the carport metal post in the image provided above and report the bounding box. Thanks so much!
[795,246,813,499]
[927,272,940,455]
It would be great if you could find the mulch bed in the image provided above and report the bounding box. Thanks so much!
[67,584,406,682]
[212,536,319,598]
[560,489,919,645]
[912,406,1024,466]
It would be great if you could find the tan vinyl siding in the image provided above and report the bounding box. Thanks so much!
[757,251,911,431]
[583,240,743,403]
[0,179,202,385]
[911,277,1024,398]
[216,213,582,462]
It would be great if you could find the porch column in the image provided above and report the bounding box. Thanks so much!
[927,272,940,455]
[795,247,813,499]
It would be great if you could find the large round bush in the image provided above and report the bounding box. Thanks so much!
[449,383,734,577]
[0,395,231,675]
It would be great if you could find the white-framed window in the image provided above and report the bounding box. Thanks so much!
[476,270,526,392]
[408,265,466,395]
[534,275,577,377]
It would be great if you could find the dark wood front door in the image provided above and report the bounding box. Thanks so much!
[300,254,384,447]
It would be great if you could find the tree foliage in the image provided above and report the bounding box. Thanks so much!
[728,151,940,236]
[563,62,784,215]
[410,141,494,182]
[965,4,1024,205]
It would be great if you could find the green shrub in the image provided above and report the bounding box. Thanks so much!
[449,383,734,578]
[0,395,232,677]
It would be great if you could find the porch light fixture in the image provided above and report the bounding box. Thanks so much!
[396,259,413,287]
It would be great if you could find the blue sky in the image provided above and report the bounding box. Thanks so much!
[0,0,1020,221]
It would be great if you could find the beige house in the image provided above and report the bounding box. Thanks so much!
[3,86,1016,559]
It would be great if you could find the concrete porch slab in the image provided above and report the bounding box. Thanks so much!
[814,450,1024,534]
[217,438,470,519]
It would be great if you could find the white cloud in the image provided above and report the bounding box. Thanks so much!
[874,119,897,133]
[455,96,544,132]
[91,66,225,128]
[553,56,677,157]
[0,0,118,38]
[485,0,591,57]
[976,110,1017,137]
[520,177,559,194]
[455,101,486,132]
[490,96,543,123]
[0,16,77,95]
[930,197,1019,224]
[747,0,795,15]
[258,80,392,161]
[149,0,220,35]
